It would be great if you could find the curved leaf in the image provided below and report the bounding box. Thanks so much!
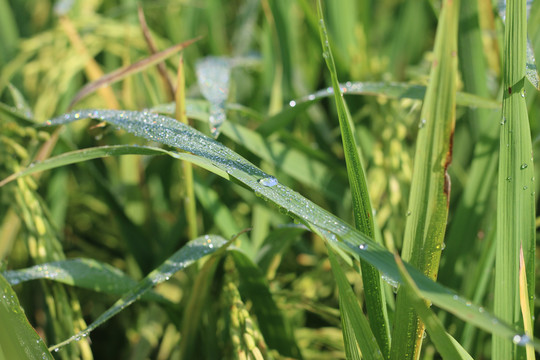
[50,235,230,350]
[39,108,539,351]
[3,258,165,302]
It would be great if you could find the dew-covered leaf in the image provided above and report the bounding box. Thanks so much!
[40,108,540,351]
[3,258,165,302]
[50,235,230,350]
[149,101,346,200]
[258,82,499,136]
[0,274,53,359]
[0,145,228,188]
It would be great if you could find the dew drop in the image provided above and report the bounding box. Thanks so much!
[258,176,278,187]
[500,117,506,125]
[520,89,526,98]
[513,334,530,345]
[521,163,528,169]
[358,243,368,250]
[54,348,59,352]
[406,210,411,216]
[523,186,528,190]
[506,176,512,182]
[289,100,296,107]
[418,119,427,129]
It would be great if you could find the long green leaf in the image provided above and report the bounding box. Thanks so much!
[37,109,539,351]
[50,235,230,351]
[2,259,165,301]
[494,0,535,358]
[0,145,228,188]
[0,274,53,360]
[390,0,460,358]
[317,1,389,356]
[258,82,500,136]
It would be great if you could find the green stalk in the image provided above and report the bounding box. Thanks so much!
[317,1,390,356]
[390,0,459,358]
[494,0,535,358]
[175,55,198,240]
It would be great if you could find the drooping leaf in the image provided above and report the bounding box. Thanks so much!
[35,108,538,351]
[3,258,166,302]
[50,235,230,350]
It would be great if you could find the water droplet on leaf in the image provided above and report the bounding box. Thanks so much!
[258,176,278,187]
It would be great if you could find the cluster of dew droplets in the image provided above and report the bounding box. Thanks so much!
[196,57,231,138]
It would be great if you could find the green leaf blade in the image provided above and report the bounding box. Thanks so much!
[495,1,536,358]
[40,109,536,351]
[317,1,390,356]
[0,274,53,359]
[390,0,460,358]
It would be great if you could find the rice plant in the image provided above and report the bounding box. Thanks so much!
[1,0,539,359]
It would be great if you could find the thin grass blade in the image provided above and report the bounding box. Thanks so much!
[68,37,201,109]
[519,247,535,360]
[317,0,389,355]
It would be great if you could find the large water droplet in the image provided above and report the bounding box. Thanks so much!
[258,176,278,187]
[512,334,530,345]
